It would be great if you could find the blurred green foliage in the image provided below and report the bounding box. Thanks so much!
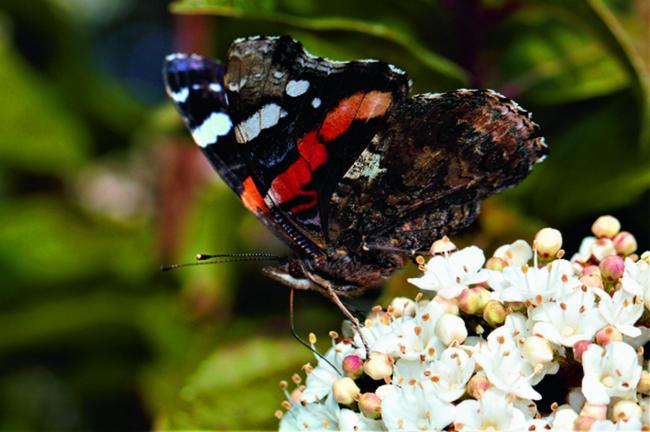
[0,0,647,430]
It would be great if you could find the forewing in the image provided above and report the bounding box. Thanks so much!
[163,53,300,249]
[328,89,548,252]
[224,36,410,245]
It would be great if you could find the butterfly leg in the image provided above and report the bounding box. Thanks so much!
[299,268,371,356]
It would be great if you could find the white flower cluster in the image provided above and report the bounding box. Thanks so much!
[278,216,650,431]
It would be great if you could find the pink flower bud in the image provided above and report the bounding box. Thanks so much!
[592,215,621,238]
[574,415,596,431]
[435,313,468,345]
[466,374,490,399]
[342,355,364,379]
[573,340,592,362]
[638,370,650,395]
[535,227,563,259]
[358,392,382,419]
[458,287,490,315]
[430,236,457,255]
[483,300,506,326]
[332,377,360,405]
[485,256,507,271]
[613,231,637,255]
[595,325,622,346]
[599,255,625,283]
[580,402,608,420]
[363,352,393,380]
[580,266,603,289]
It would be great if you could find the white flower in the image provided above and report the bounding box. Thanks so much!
[530,287,606,347]
[381,385,455,431]
[621,257,650,310]
[301,341,355,403]
[488,259,579,304]
[372,300,445,361]
[280,394,340,431]
[453,389,528,431]
[475,331,541,400]
[337,408,384,431]
[494,239,533,266]
[596,288,643,337]
[408,246,488,299]
[589,418,643,431]
[581,342,642,404]
[424,347,475,402]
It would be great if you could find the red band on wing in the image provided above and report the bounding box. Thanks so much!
[267,91,393,213]
[240,176,269,214]
[269,131,328,212]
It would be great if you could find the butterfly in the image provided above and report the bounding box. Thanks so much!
[163,35,547,344]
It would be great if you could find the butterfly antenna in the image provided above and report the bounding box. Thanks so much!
[160,255,281,271]
[289,288,341,375]
[195,252,280,260]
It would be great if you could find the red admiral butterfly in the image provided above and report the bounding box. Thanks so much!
[163,36,547,338]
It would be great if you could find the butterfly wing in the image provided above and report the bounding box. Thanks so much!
[327,89,548,252]
[224,36,409,247]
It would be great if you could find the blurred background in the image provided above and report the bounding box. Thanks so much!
[0,0,647,430]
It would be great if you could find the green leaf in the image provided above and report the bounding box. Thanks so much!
[497,11,629,105]
[0,26,89,175]
[504,92,650,221]
[527,0,649,150]
[157,337,311,430]
[170,0,469,85]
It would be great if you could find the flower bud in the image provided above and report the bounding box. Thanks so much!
[466,374,490,399]
[430,236,457,255]
[535,228,563,259]
[580,402,608,420]
[574,415,596,431]
[485,256,507,271]
[610,399,642,422]
[573,340,592,362]
[522,335,554,366]
[580,266,603,289]
[332,377,360,405]
[592,215,621,239]
[483,300,506,326]
[552,405,578,431]
[363,352,393,380]
[358,392,382,419]
[433,295,459,315]
[599,255,625,283]
[342,355,364,379]
[390,297,416,318]
[458,287,489,315]
[591,238,616,261]
[435,313,468,345]
[595,325,622,346]
[637,370,650,395]
[613,231,637,256]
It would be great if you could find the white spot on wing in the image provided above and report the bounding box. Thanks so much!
[191,112,233,147]
[169,87,189,103]
[344,148,386,181]
[311,98,321,108]
[285,80,310,97]
[209,83,222,92]
[273,71,284,79]
[235,103,287,143]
